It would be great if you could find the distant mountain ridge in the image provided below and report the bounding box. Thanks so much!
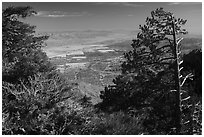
[40,30,201,58]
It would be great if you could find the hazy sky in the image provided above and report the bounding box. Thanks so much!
[2,2,202,34]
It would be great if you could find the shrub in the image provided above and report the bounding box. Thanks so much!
[2,71,73,134]
[77,110,144,135]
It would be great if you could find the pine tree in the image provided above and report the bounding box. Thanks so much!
[99,8,196,134]
[2,6,53,83]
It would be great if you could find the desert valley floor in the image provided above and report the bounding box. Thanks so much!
[41,30,202,104]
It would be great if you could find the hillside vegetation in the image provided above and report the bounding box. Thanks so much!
[2,6,202,135]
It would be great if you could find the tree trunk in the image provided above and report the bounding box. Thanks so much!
[171,16,182,134]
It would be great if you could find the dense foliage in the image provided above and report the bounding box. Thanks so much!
[2,72,144,135]
[182,49,202,95]
[2,6,54,83]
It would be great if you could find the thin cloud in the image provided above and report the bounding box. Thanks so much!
[93,2,143,7]
[121,2,143,7]
[168,2,180,5]
[168,2,201,5]
[35,11,91,18]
